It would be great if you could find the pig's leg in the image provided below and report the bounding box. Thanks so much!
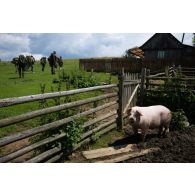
[141,128,148,142]
[158,126,164,137]
[162,125,169,137]
[132,126,138,135]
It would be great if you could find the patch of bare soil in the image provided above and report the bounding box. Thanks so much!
[119,126,195,163]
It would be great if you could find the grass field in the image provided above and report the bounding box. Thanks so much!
[0,59,117,138]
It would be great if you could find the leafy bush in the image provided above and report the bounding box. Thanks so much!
[58,69,99,88]
[170,109,190,131]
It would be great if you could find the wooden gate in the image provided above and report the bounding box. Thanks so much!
[117,69,140,130]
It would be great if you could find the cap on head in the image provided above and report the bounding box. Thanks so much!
[53,51,56,54]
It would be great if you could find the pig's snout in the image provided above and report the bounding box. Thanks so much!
[129,117,135,124]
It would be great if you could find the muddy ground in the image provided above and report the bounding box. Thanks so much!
[111,126,195,163]
[68,125,195,163]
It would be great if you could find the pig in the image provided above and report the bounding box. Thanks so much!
[126,105,172,142]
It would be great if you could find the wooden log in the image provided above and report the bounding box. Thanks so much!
[0,132,67,163]
[0,93,117,128]
[0,101,117,147]
[145,69,150,89]
[26,146,61,163]
[0,84,117,108]
[147,76,195,81]
[95,147,161,163]
[123,84,139,114]
[82,144,137,159]
[123,80,140,84]
[117,68,125,131]
[139,68,146,106]
[45,152,63,163]
[83,111,117,128]
[147,72,165,78]
[81,118,116,140]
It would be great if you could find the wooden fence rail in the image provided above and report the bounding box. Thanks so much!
[0,93,117,128]
[0,84,117,108]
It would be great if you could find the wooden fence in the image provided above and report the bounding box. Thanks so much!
[0,73,140,163]
[79,58,195,73]
[144,65,195,92]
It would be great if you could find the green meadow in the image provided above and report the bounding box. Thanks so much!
[0,59,117,138]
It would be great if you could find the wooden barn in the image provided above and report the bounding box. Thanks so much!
[139,33,195,63]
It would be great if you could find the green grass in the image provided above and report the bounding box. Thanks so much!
[89,129,125,149]
[0,59,117,138]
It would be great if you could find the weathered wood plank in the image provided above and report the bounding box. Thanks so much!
[26,146,61,163]
[45,153,63,163]
[82,144,137,159]
[0,93,117,128]
[117,69,125,130]
[147,76,195,81]
[95,147,161,163]
[139,68,146,106]
[81,119,116,140]
[0,132,66,163]
[0,84,117,108]
[83,111,117,128]
[123,84,139,114]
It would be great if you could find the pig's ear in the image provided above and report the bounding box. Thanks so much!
[136,110,142,116]
[126,108,132,115]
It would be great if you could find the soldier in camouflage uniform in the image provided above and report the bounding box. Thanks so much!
[11,57,19,73]
[40,57,47,72]
[26,55,35,72]
[48,51,58,75]
[18,55,27,78]
[58,56,63,70]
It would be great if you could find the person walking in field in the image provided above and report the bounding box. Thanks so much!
[40,57,47,72]
[58,56,63,70]
[18,55,27,78]
[48,51,58,75]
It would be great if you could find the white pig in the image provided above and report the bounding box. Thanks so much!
[127,105,172,141]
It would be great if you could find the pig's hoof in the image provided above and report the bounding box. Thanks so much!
[137,142,146,148]
[162,133,168,138]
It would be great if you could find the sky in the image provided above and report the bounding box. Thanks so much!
[0,33,194,61]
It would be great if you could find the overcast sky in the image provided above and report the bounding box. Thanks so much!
[0,33,194,60]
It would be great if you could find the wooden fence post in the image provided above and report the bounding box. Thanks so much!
[146,69,150,89]
[117,68,125,131]
[165,65,169,77]
[139,68,146,106]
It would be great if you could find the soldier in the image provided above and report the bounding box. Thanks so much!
[48,51,58,75]
[58,56,63,69]
[11,57,19,73]
[18,55,26,78]
[40,57,47,72]
[26,55,35,72]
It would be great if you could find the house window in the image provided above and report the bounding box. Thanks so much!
[157,50,165,59]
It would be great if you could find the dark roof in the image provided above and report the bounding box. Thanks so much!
[140,33,184,49]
